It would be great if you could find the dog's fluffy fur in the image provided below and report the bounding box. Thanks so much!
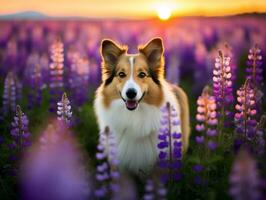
[94,38,190,174]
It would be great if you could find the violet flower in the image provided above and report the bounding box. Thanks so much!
[229,149,261,200]
[2,72,17,115]
[21,120,90,200]
[143,179,155,200]
[49,38,64,112]
[246,44,263,88]
[234,79,258,151]
[195,86,218,149]
[213,50,234,129]
[245,44,264,116]
[224,44,237,85]
[143,178,167,200]
[158,102,182,183]
[95,127,120,199]
[57,92,72,126]
[193,86,218,185]
[67,51,90,107]
[9,105,31,161]
[254,115,266,156]
[27,63,43,109]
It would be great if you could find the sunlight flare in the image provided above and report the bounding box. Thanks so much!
[156,4,172,20]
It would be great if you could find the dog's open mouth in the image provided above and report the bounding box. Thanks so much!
[125,100,138,110]
[119,92,146,111]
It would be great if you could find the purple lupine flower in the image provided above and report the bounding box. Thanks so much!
[68,51,90,107]
[143,178,167,200]
[2,71,17,115]
[95,127,121,199]
[193,86,218,185]
[143,179,155,200]
[224,44,237,85]
[234,79,259,151]
[246,44,263,88]
[158,102,182,183]
[57,92,72,126]
[254,115,266,156]
[9,105,31,162]
[213,50,234,128]
[245,45,264,117]
[229,149,261,200]
[27,63,43,109]
[195,86,218,149]
[195,136,204,144]
[192,164,204,173]
[21,120,90,200]
[49,38,64,112]
[39,53,50,86]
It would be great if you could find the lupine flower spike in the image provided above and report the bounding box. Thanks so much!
[57,92,72,126]
[22,120,90,200]
[143,178,167,200]
[68,52,90,107]
[3,72,17,115]
[246,44,264,116]
[49,38,64,112]
[246,44,263,88]
[213,50,234,130]
[224,44,237,84]
[193,86,218,185]
[195,86,218,150]
[255,115,266,156]
[229,149,261,200]
[9,105,31,161]
[95,127,120,199]
[158,102,182,184]
[28,64,43,109]
[234,79,258,151]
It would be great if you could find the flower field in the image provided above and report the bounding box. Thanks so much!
[0,16,266,199]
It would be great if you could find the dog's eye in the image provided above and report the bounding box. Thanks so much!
[138,72,147,78]
[118,72,126,78]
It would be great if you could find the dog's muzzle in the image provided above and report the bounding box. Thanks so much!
[119,91,146,111]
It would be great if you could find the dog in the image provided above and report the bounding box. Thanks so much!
[94,38,190,175]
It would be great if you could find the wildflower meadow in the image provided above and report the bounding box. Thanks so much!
[0,15,266,200]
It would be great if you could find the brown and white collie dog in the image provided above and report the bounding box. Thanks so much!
[94,38,190,175]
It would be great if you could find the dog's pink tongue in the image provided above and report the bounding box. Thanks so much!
[126,100,137,109]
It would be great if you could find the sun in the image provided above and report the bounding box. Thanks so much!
[157,4,172,20]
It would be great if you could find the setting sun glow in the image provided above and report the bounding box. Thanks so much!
[0,0,265,18]
[156,4,172,20]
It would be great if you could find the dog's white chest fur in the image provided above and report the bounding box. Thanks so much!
[94,82,180,173]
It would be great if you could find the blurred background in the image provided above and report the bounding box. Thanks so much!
[0,0,266,95]
[0,0,266,199]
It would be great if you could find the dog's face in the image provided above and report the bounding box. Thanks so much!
[100,38,164,110]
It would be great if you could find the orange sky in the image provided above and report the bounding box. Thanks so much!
[0,0,265,18]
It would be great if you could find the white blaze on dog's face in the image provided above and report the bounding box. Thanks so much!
[100,38,165,110]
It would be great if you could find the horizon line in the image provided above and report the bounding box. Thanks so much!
[0,10,265,20]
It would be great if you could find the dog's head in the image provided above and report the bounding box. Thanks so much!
[100,38,164,110]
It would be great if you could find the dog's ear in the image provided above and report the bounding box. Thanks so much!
[139,37,164,70]
[139,38,164,82]
[100,39,126,68]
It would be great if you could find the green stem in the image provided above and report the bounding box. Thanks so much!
[243,80,249,141]
[218,51,226,145]
[17,106,23,153]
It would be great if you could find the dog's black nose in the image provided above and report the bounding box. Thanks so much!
[126,88,137,99]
